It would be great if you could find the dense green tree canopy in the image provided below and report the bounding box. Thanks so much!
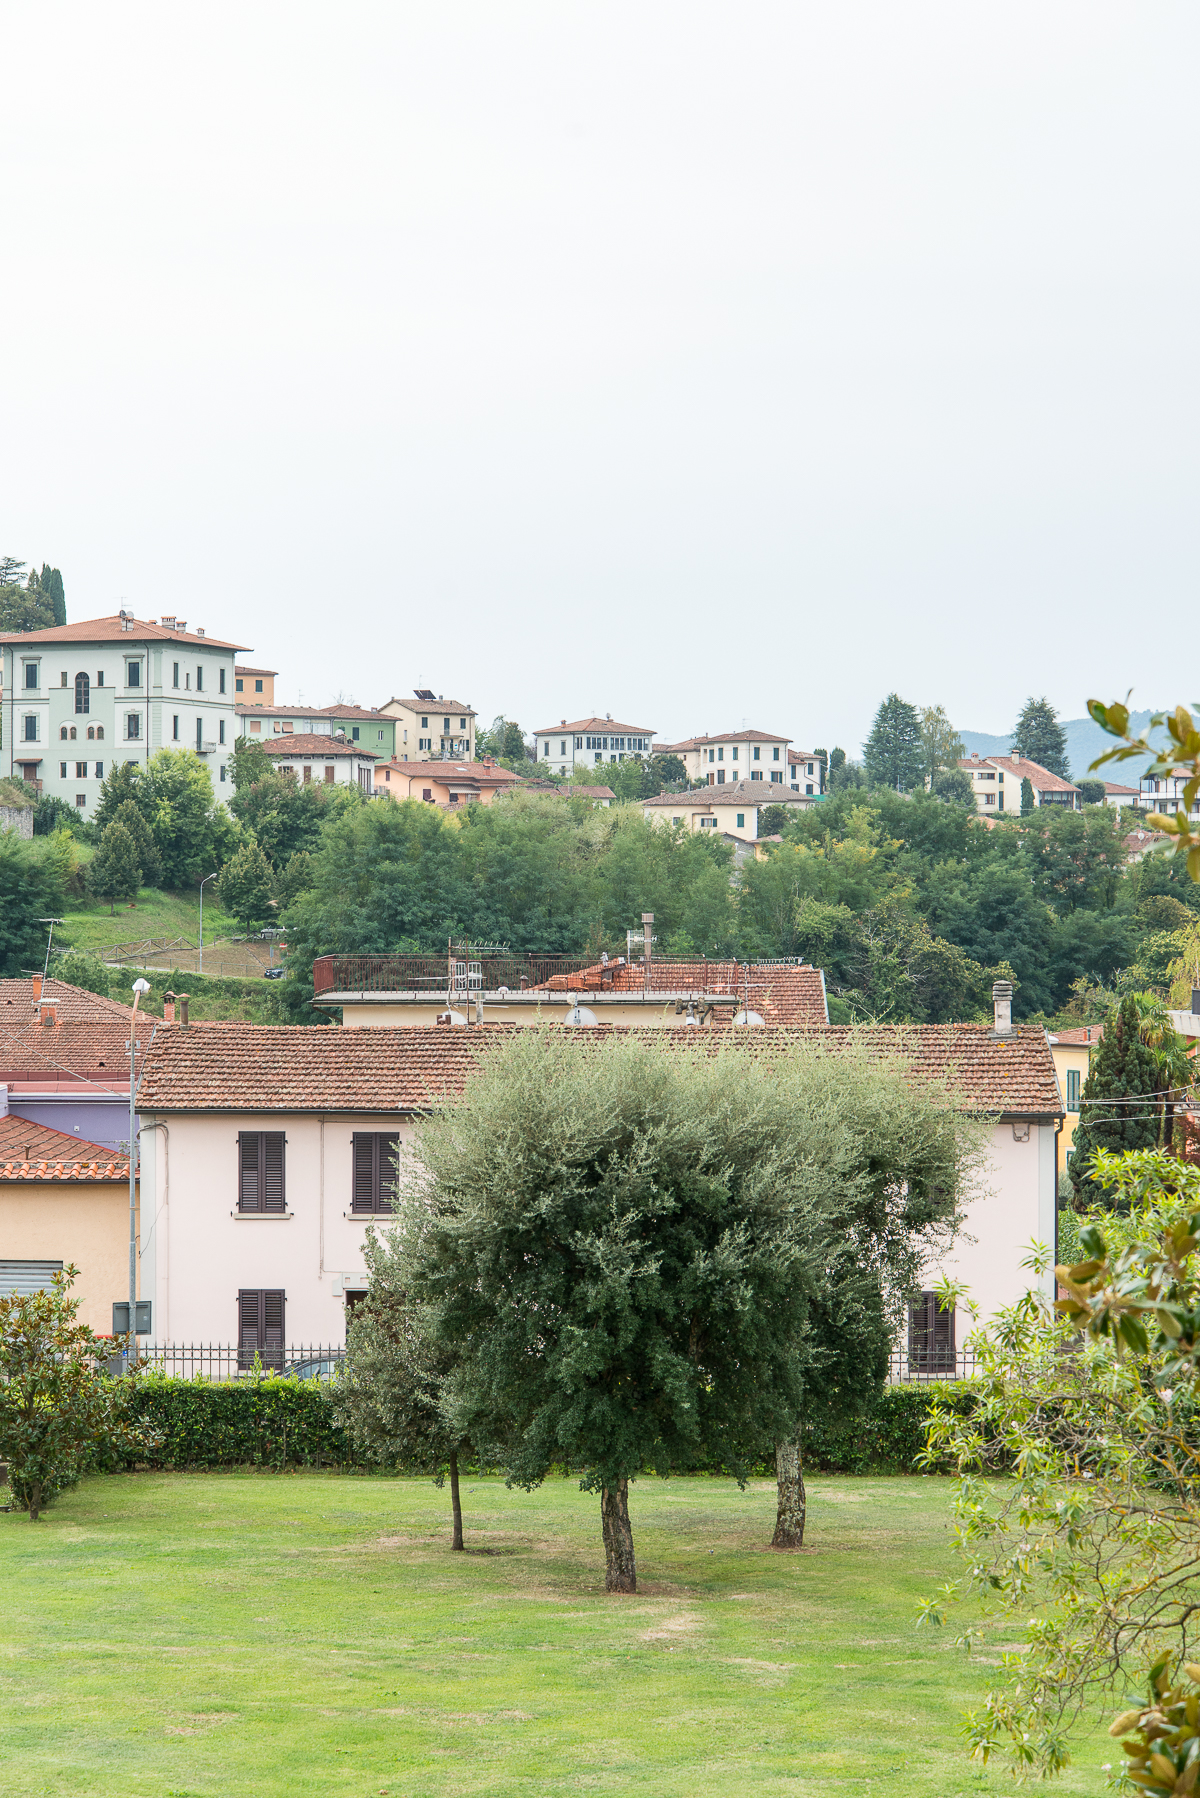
[1012,696,1070,778]
[0,834,66,977]
[863,694,923,793]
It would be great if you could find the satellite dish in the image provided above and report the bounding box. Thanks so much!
[565,1005,598,1027]
[733,1009,764,1027]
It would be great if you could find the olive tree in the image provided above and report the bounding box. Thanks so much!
[385,1029,982,1590]
[332,1217,475,1549]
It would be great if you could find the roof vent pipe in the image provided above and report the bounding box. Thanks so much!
[992,979,1014,1036]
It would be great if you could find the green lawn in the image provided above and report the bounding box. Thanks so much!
[0,1472,1109,1797]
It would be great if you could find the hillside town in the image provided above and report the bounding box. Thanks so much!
[2,10,1195,1791]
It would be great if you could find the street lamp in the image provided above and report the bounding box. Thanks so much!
[198,870,219,975]
[127,978,151,1372]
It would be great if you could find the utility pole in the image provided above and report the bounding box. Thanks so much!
[127,978,151,1372]
[198,870,218,975]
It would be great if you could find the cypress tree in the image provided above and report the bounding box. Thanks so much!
[39,565,66,626]
[1012,697,1070,779]
[112,799,162,889]
[1069,996,1161,1207]
[1020,777,1035,816]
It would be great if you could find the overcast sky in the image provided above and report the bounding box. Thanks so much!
[4,3,1196,753]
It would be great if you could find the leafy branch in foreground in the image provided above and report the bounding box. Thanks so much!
[1089,698,1200,871]
[918,1152,1200,1785]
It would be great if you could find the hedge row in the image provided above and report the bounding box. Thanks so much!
[111,1375,976,1476]
[122,1375,351,1470]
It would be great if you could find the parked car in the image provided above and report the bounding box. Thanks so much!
[263,964,287,980]
[289,1354,344,1381]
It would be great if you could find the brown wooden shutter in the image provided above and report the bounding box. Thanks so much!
[263,1134,286,1213]
[377,1133,399,1213]
[909,1292,955,1373]
[351,1134,377,1213]
[238,1288,262,1367]
[238,1133,260,1211]
[263,1289,285,1369]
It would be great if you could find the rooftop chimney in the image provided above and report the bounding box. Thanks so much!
[177,994,190,1026]
[992,979,1014,1036]
[40,1003,57,1027]
[163,990,176,1023]
[31,973,43,1003]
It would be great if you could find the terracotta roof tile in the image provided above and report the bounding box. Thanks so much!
[0,614,247,650]
[0,1114,131,1182]
[262,735,378,758]
[0,981,154,1082]
[136,1018,1061,1116]
[540,958,829,1026]
[959,754,1079,794]
[532,717,655,736]
[643,781,807,806]
[657,730,791,751]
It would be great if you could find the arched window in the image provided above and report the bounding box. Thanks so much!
[95,725,104,740]
[60,725,68,740]
[75,672,90,715]
[87,726,95,740]
[69,726,77,739]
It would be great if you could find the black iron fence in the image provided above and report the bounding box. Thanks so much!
[888,1349,979,1383]
[130,1344,345,1380]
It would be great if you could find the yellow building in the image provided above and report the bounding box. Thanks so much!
[0,1115,136,1334]
[379,692,476,761]
[642,781,813,843]
[1047,1025,1100,1159]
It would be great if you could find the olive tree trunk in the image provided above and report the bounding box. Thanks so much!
[449,1448,463,1551]
[600,1479,637,1592]
[771,1440,806,1548]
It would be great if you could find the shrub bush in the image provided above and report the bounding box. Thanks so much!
[107,1374,973,1475]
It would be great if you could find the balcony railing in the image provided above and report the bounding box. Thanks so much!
[312,953,599,996]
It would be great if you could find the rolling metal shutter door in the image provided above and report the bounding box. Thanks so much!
[0,1261,64,1296]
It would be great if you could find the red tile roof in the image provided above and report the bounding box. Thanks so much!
[0,614,248,650]
[643,781,806,807]
[532,717,655,736]
[235,703,389,721]
[376,759,519,785]
[959,754,1079,795]
[1104,782,1140,797]
[658,730,791,751]
[234,665,278,677]
[136,1019,1061,1116]
[0,980,155,1083]
[1049,1026,1103,1046]
[0,1114,131,1182]
[540,959,829,1026]
[262,735,378,758]
[385,695,476,715]
[137,1023,505,1112]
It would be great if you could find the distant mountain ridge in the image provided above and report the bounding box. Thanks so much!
[959,710,1168,784]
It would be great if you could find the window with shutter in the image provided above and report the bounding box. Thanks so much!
[238,1288,286,1370]
[351,1133,399,1214]
[237,1132,286,1212]
[907,1291,955,1374]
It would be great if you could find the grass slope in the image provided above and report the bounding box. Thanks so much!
[58,884,236,954]
[0,1472,1106,1797]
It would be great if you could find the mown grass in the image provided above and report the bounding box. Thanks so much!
[0,1472,1108,1797]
